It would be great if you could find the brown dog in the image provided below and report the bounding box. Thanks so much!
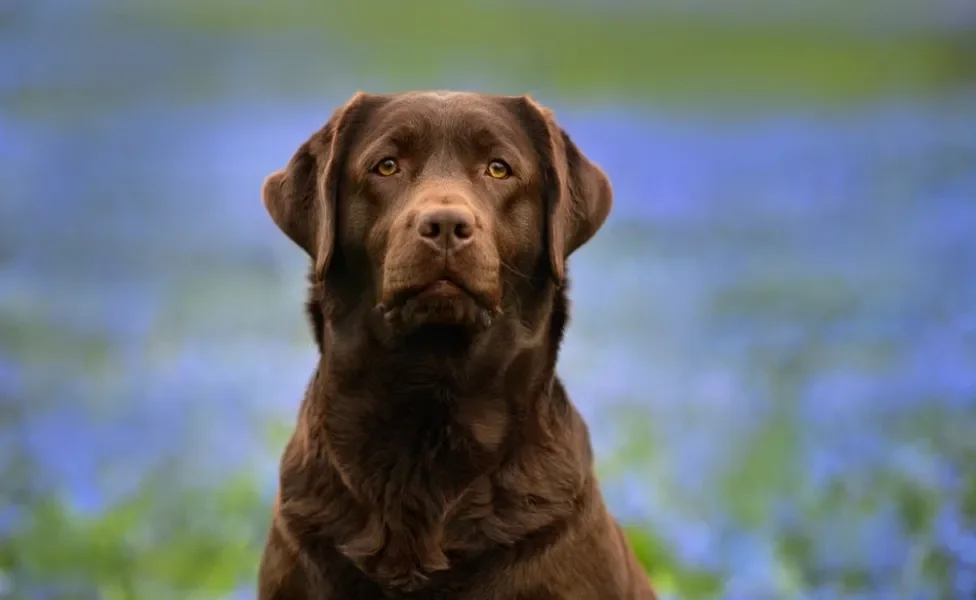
[257,91,656,599]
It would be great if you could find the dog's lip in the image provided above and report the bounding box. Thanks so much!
[417,279,463,299]
[381,273,496,312]
[377,274,503,330]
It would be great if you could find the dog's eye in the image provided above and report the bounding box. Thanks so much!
[486,160,511,180]
[373,158,399,177]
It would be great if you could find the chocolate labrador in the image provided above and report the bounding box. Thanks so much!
[257,91,656,599]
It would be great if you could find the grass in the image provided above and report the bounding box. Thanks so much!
[108,0,972,109]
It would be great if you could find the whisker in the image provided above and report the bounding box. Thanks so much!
[500,260,531,281]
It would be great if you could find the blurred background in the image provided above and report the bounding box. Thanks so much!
[2,0,976,598]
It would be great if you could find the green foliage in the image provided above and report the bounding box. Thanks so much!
[101,0,968,109]
[627,527,722,599]
[1,473,268,599]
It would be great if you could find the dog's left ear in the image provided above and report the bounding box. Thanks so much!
[506,96,613,283]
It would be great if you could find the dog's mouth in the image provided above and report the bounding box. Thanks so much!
[414,279,465,301]
[377,275,500,332]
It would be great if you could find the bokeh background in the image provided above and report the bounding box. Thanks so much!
[3,1,976,598]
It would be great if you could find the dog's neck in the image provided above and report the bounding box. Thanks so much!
[290,277,583,589]
[312,279,569,469]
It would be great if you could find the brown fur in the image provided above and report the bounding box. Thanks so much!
[258,90,657,599]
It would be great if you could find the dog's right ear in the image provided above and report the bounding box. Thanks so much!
[261,92,376,279]
[504,96,613,285]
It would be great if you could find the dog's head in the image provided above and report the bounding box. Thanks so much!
[262,91,611,346]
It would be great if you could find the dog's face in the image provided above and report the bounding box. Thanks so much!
[262,91,612,341]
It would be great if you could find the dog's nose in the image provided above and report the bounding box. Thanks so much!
[416,206,475,252]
